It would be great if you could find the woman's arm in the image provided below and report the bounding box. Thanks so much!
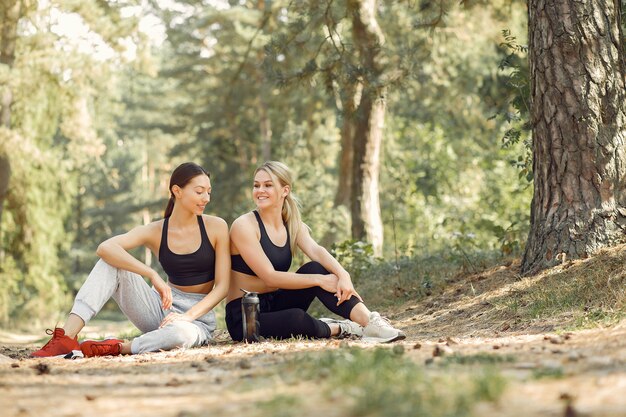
[96,222,172,309]
[96,223,160,278]
[230,215,338,292]
[297,225,361,305]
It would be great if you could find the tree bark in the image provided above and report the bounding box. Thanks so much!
[142,141,154,266]
[257,0,271,162]
[0,1,21,243]
[351,87,385,256]
[348,0,386,256]
[522,0,626,274]
[0,155,9,243]
[258,97,272,161]
[334,81,361,208]
[0,0,20,125]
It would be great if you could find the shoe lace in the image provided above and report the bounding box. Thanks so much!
[371,314,393,329]
[338,321,352,336]
[38,329,62,352]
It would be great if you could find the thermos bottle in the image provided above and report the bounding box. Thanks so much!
[241,289,260,342]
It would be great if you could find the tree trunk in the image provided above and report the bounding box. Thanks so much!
[522,0,626,274]
[334,81,361,208]
[0,0,20,125]
[351,87,385,256]
[335,115,354,208]
[258,97,272,161]
[257,0,271,162]
[0,1,21,249]
[142,142,153,266]
[348,0,386,256]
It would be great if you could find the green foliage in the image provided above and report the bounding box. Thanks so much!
[338,247,509,310]
[494,29,532,182]
[329,240,377,284]
[1,0,535,326]
[286,347,506,417]
[0,129,72,325]
[379,5,531,258]
[0,1,141,325]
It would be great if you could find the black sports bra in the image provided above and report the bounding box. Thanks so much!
[158,216,215,286]
[231,211,292,276]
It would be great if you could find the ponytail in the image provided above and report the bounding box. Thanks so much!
[282,192,302,254]
[164,195,175,218]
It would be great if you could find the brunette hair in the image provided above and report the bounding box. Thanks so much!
[164,162,210,218]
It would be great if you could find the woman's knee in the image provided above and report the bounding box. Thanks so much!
[295,261,329,275]
[287,308,309,323]
[166,321,202,347]
[93,258,119,277]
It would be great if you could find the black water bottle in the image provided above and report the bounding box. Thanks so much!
[241,289,260,343]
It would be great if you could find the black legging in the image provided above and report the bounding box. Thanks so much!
[225,262,362,341]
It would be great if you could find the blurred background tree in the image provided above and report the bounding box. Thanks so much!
[0,0,566,326]
[0,0,143,325]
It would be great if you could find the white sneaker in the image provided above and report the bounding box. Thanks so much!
[362,312,406,343]
[320,318,363,338]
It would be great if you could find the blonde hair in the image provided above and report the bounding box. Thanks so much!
[255,161,302,254]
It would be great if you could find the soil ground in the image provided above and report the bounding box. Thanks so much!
[1,259,625,417]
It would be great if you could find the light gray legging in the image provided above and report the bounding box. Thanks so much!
[70,259,216,354]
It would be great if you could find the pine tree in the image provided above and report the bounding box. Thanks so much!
[522,0,626,273]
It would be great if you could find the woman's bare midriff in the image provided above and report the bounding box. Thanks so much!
[227,269,278,302]
[169,280,215,294]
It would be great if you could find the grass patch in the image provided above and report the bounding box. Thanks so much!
[441,353,516,366]
[532,366,564,379]
[327,246,512,312]
[271,347,507,417]
[495,247,626,329]
[114,327,143,340]
[258,395,301,417]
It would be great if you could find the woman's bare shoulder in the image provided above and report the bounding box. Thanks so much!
[230,212,258,233]
[135,219,165,235]
[201,214,228,229]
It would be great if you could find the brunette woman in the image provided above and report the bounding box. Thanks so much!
[31,162,229,357]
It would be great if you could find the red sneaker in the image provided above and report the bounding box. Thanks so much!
[80,339,123,357]
[31,328,80,358]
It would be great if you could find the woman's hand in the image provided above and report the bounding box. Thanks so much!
[335,274,363,305]
[318,273,339,294]
[151,274,172,310]
[159,312,193,328]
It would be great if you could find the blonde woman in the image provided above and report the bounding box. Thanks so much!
[226,161,405,343]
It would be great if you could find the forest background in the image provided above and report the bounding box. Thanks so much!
[0,0,613,327]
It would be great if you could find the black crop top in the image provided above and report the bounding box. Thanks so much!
[158,216,215,285]
[231,210,292,276]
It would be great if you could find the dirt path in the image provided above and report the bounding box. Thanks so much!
[2,324,625,417]
[2,262,625,417]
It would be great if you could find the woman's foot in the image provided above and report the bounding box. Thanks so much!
[320,318,363,339]
[80,339,124,357]
[30,328,80,358]
[362,312,406,343]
